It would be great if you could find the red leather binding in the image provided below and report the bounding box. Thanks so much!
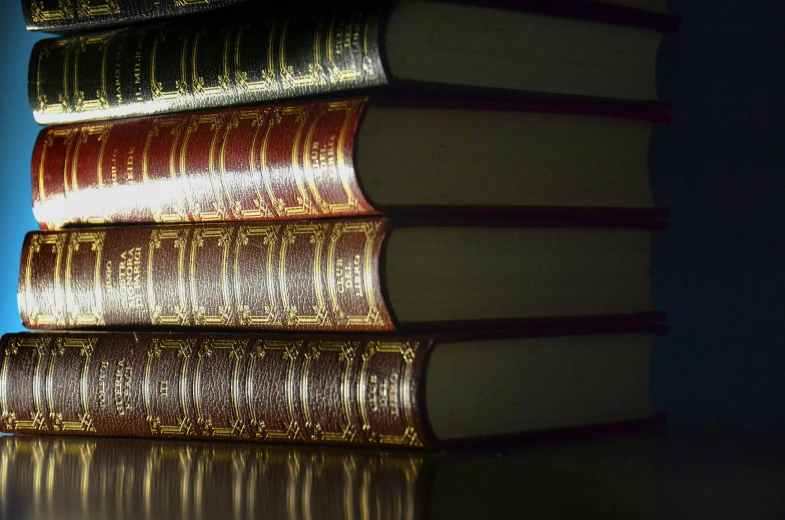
[32,98,377,230]
[31,93,669,231]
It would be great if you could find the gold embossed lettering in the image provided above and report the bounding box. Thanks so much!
[334,254,363,298]
[352,254,363,297]
[126,147,135,181]
[134,42,144,102]
[97,361,109,409]
[368,373,399,417]
[113,37,124,103]
[388,373,399,416]
[114,62,123,103]
[110,148,119,184]
[333,19,352,57]
[113,359,133,416]
[310,135,337,174]
[335,258,344,294]
[104,260,113,292]
[117,247,143,309]
[367,374,378,412]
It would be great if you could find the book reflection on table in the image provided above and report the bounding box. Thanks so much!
[0,434,660,520]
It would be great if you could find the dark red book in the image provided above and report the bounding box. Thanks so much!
[32,93,667,230]
[0,326,663,448]
[18,217,659,332]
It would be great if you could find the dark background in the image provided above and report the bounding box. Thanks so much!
[648,0,785,430]
[0,0,783,431]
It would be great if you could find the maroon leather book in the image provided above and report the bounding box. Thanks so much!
[32,97,376,230]
[18,218,660,332]
[0,327,663,448]
[31,94,668,231]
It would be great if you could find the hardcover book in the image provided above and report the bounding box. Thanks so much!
[18,217,658,332]
[28,1,676,125]
[31,93,667,230]
[21,0,674,33]
[0,328,663,447]
[22,0,248,32]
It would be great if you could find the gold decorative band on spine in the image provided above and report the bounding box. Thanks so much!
[30,0,74,23]
[46,337,96,432]
[358,341,422,447]
[0,337,49,432]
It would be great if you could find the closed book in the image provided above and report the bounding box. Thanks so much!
[0,327,663,447]
[18,217,658,332]
[31,92,667,230]
[21,0,675,33]
[29,1,676,125]
[22,0,248,32]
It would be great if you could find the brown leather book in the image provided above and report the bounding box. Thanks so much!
[0,327,662,447]
[29,1,677,125]
[31,93,667,230]
[18,217,658,332]
[0,434,663,519]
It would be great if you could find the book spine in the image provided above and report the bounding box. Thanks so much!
[22,0,248,33]
[0,332,431,448]
[29,5,387,125]
[18,219,395,332]
[32,98,377,230]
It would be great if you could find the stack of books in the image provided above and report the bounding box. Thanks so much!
[2,0,675,450]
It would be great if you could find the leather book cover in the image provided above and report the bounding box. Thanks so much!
[0,327,662,447]
[30,94,669,231]
[31,97,379,230]
[0,331,433,447]
[22,0,678,34]
[28,2,678,125]
[29,4,388,126]
[22,0,248,33]
[18,218,394,332]
[17,218,663,332]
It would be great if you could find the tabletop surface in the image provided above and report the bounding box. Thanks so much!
[1,428,783,520]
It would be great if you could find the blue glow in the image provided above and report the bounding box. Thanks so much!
[0,4,44,335]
